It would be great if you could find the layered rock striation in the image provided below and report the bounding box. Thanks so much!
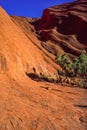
[37,0,87,56]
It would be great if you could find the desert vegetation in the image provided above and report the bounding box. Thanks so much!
[55,50,87,88]
[27,50,87,88]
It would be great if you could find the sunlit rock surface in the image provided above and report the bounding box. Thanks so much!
[0,0,87,129]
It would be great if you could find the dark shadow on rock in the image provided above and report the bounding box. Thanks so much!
[79,116,87,123]
[74,104,87,108]
[26,72,42,81]
[57,14,87,45]
[25,72,57,83]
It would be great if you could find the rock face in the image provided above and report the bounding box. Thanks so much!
[0,0,87,130]
[37,0,87,56]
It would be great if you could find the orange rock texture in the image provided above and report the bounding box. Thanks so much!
[0,0,87,130]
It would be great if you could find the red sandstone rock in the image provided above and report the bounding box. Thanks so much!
[37,0,87,56]
[0,0,87,130]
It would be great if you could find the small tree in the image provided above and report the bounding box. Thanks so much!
[55,54,72,76]
[55,50,87,78]
[55,50,87,87]
[79,50,87,77]
[72,50,87,77]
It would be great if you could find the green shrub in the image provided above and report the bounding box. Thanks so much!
[55,50,87,83]
[55,50,87,88]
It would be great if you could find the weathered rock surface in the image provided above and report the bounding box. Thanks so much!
[0,0,87,130]
[37,0,87,56]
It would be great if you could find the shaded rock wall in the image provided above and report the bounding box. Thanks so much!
[36,0,87,56]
